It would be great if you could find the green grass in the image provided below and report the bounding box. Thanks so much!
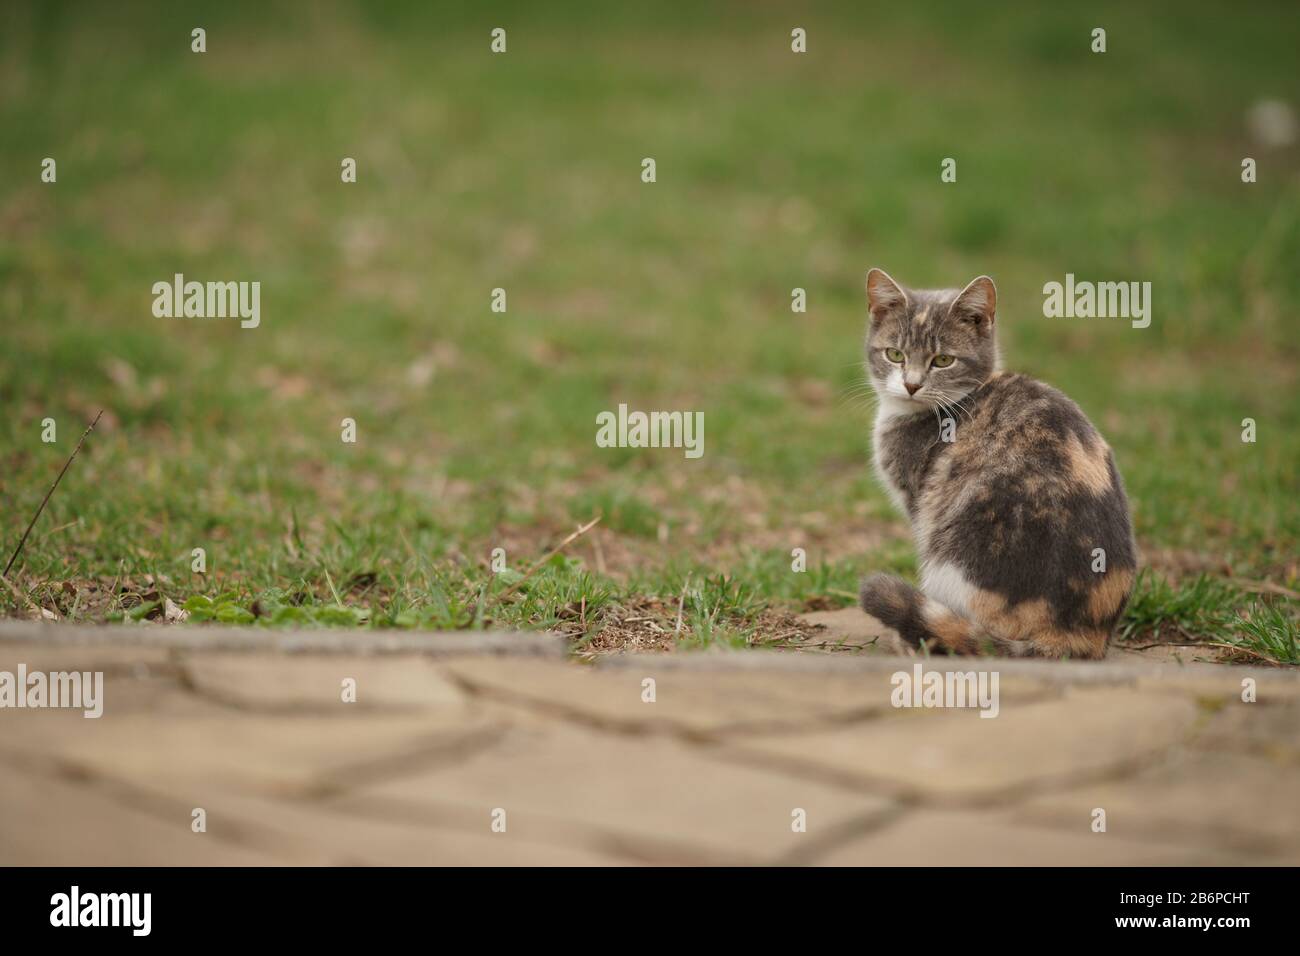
[1119,571,1300,664]
[0,1,1297,661]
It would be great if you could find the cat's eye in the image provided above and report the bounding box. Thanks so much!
[884,348,905,364]
[931,354,955,368]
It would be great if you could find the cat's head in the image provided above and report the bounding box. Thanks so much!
[864,268,999,411]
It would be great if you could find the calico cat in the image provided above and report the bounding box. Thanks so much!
[859,268,1136,659]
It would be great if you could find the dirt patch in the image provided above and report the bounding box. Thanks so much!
[1143,547,1234,578]
[582,596,679,655]
[572,599,825,658]
[747,608,828,648]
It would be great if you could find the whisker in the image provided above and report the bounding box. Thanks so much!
[927,386,976,426]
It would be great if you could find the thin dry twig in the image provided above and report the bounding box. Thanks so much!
[1203,641,1285,664]
[1118,640,1210,652]
[773,638,878,651]
[1227,578,1300,601]
[38,520,80,540]
[1119,637,1285,666]
[3,410,103,579]
[490,516,602,606]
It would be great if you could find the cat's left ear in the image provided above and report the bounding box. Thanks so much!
[950,275,996,330]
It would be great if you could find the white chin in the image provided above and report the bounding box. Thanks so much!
[879,393,929,417]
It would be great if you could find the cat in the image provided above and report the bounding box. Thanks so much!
[858,268,1136,659]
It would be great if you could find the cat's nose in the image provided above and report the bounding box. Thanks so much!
[904,381,922,395]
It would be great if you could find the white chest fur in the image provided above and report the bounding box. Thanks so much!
[871,397,925,518]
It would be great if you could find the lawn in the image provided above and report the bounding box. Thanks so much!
[1,1,1297,661]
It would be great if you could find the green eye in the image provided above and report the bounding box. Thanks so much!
[931,354,955,368]
[885,348,905,364]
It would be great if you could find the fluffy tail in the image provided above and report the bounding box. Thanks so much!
[859,572,985,655]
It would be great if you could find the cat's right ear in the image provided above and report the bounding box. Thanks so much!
[866,268,908,322]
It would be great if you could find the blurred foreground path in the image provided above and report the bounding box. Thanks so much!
[1,621,1297,865]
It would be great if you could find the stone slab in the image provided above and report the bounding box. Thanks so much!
[0,677,505,799]
[444,655,1062,737]
[721,686,1200,802]
[331,722,893,865]
[814,809,1258,866]
[180,652,467,712]
[0,756,281,866]
[0,620,566,657]
[191,792,629,866]
[1016,750,1300,860]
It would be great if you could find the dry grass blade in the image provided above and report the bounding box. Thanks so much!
[674,575,689,636]
[3,410,104,579]
[489,515,602,606]
[1227,578,1300,601]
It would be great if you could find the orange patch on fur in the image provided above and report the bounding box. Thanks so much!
[1064,433,1111,496]
[1021,473,1048,495]
[951,580,1123,659]
[970,591,1052,642]
[1030,628,1109,660]
[1086,567,1135,623]
[922,602,979,654]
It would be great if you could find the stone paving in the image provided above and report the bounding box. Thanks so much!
[1,616,1297,866]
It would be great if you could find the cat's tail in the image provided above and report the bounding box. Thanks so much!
[859,572,988,655]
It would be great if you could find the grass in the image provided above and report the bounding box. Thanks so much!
[1119,571,1300,664]
[0,1,1297,662]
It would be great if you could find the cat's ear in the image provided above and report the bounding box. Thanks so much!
[949,275,997,329]
[866,268,908,322]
